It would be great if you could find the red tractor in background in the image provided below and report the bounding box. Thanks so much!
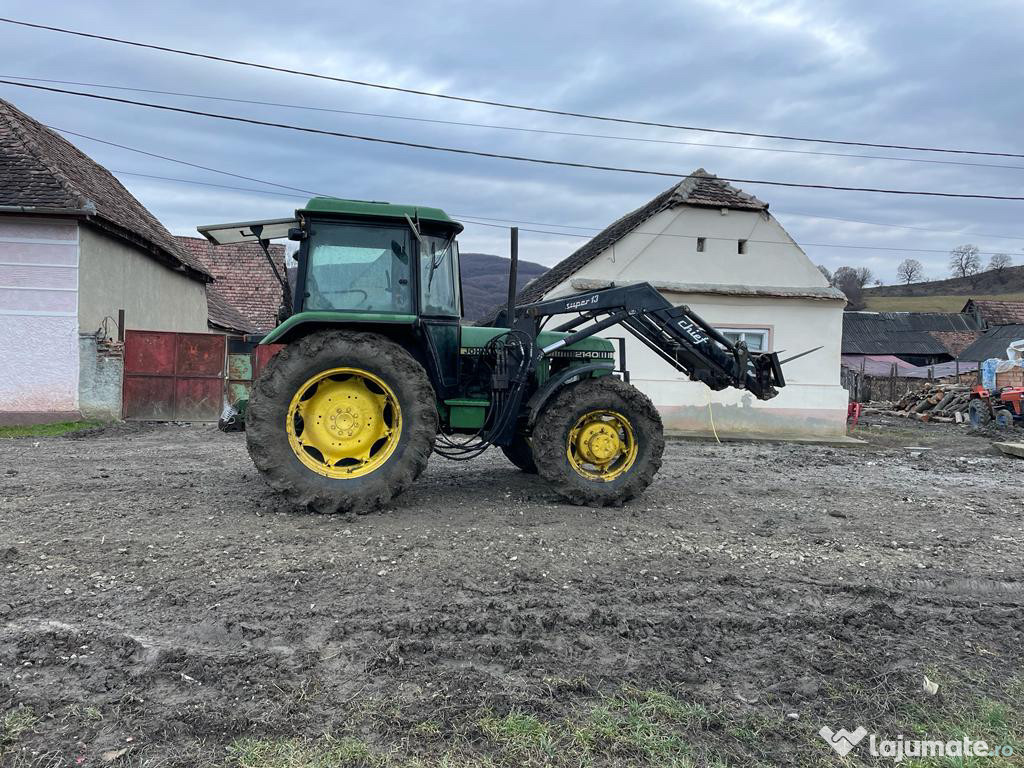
[969,386,1024,429]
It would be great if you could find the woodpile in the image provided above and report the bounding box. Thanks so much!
[865,383,973,423]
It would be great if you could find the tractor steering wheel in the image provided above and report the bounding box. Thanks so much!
[320,289,369,307]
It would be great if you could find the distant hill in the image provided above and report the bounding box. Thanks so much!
[862,265,1024,312]
[460,252,548,322]
[286,253,549,323]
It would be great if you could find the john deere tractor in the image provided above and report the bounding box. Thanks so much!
[199,197,786,513]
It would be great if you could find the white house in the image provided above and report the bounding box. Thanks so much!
[0,97,252,424]
[509,170,849,439]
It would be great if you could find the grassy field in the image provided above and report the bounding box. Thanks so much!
[862,292,1024,313]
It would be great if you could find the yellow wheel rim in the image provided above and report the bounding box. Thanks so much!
[286,367,401,479]
[566,409,637,482]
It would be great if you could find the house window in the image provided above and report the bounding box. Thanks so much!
[696,237,706,252]
[717,327,770,352]
[738,239,747,254]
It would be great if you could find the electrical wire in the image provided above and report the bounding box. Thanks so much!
[454,216,1018,257]
[54,125,1024,244]
[2,17,1022,159]
[6,80,1024,201]
[92,167,1020,258]
[8,75,1024,173]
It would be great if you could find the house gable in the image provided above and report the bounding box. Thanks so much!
[563,205,835,299]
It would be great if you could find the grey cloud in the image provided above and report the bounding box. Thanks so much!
[1,0,1022,276]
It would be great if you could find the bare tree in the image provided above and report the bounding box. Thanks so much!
[816,264,834,285]
[949,244,981,280]
[989,253,1012,282]
[832,265,873,309]
[896,258,924,284]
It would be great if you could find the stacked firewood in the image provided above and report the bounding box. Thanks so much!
[868,383,973,423]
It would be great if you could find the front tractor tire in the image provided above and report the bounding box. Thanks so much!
[501,434,538,473]
[532,376,664,506]
[246,331,437,514]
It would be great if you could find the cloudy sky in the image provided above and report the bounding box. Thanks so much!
[1,1,1022,282]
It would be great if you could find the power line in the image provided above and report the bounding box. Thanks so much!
[2,16,1022,160]
[57,125,1024,246]
[55,126,322,196]
[7,80,1024,201]
[10,75,1024,173]
[775,210,1024,244]
[454,216,1016,257]
[111,169,310,197]
[98,166,1018,258]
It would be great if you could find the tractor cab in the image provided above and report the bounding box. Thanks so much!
[199,197,467,397]
[198,196,464,323]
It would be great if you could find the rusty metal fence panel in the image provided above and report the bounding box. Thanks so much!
[122,331,226,421]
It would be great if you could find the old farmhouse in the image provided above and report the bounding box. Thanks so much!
[496,170,849,439]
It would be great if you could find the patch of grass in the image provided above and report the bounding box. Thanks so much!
[1,707,38,756]
[219,679,1021,768]
[573,703,693,767]
[0,420,103,439]
[896,696,1023,768]
[226,735,380,768]
[479,711,556,762]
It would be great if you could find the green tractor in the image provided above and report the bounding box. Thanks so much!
[200,197,786,513]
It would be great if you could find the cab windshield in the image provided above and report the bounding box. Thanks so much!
[304,222,412,313]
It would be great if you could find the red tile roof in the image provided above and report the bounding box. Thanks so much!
[929,330,982,357]
[962,299,1024,327]
[206,286,258,335]
[0,97,210,281]
[176,236,286,332]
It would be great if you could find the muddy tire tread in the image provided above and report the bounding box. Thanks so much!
[531,375,664,506]
[245,330,437,514]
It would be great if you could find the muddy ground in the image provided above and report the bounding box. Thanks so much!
[1,417,1022,767]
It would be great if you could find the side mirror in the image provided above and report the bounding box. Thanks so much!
[287,227,307,241]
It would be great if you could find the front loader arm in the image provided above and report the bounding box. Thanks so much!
[517,283,785,401]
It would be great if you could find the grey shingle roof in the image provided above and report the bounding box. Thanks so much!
[0,97,210,281]
[842,312,981,356]
[958,324,1024,362]
[478,169,767,324]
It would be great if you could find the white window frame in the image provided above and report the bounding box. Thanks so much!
[716,325,772,352]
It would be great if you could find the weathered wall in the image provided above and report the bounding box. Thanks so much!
[0,216,80,422]
[78,335,123,420]
[538,206,849,439]
[78,225,209,334]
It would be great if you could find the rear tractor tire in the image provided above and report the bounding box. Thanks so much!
[968,398,991,428]
[531,375,664,506]
[245,330,437,514]
[501,434,538,473]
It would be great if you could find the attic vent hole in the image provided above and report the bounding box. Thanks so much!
[738,239,747,254]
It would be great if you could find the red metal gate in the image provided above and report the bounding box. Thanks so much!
[122,331,226,421]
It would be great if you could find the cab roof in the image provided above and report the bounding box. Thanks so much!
[301,197,463,232]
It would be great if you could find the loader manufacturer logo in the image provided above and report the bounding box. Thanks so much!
[819,726,867,757]
[677,318,709,345]
[564,295,599,311]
